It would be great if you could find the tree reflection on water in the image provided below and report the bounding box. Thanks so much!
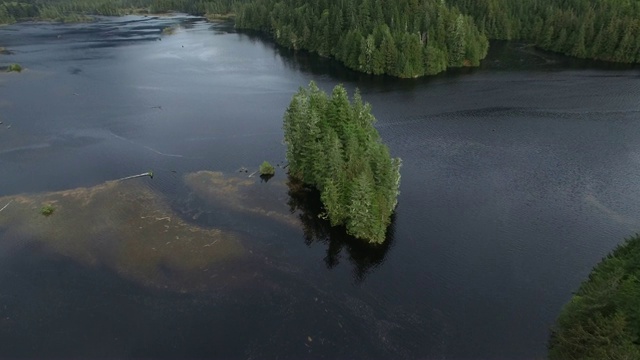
[286,176,395,282]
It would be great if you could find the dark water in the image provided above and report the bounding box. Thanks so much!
[1,15,640,359]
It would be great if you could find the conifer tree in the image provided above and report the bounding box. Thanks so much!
[283,82,401,244]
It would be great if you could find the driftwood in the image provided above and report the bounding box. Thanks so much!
[0,200,12,213]
[116,171,154,182]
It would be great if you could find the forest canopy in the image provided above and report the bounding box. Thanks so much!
[549,234,640,359]
[283,82,401,244]
[0,0,236,23]
[2,0,638,73]
[450,0,640,64]
[234,0,489,78]
[232,0,640,76]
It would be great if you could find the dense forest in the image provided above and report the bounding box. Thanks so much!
[549,234,640,359]
[450,0,640,64]
[2,0,639,75]
[0,0,235,23]
[283,82,401,244]
[232,0,640,76]
[234,0,488,77]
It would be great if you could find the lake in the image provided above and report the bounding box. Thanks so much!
[1,14,640,359]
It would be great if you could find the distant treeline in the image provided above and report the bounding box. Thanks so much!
[2,0,639,74]
[549,234,640,359]
[0,0,237,23]
[450,0,640,64]
[232,0,640,76]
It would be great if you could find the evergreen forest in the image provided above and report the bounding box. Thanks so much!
[283,82,401,244]
[0,0,235,23]
[233,0,640,76]
[450,0,640,64]
[234,0,488,77]
[549,234,640,359]
[2,0,639,76]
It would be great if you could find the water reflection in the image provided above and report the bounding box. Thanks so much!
[259,174,274,183]
[286,177,395,282]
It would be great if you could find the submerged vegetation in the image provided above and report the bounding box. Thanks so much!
[184,170,299,228]
[283,82,400,244]
[549,234,640,359]
[0,178,245,290]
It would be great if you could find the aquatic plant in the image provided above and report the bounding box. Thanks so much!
[162,26,177,35]
[40,204,55,216]
[7,63,22,72]
[185,171,299,228]
[259,161,275,176]
[549,234,640,359]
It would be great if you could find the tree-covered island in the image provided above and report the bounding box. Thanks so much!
[284,82,401,244]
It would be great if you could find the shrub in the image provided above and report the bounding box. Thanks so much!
[7,63,22,72]
[162,26,177,35]
[40,204,55,216]
[259,161,275,176]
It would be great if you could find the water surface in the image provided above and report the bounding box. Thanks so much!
[1,15,640,359]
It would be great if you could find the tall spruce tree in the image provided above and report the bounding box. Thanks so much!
[283,82,401,244]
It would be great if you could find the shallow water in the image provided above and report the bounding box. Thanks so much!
[1,15,640,359]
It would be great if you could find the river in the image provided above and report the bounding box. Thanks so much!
[1,14,639,359]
